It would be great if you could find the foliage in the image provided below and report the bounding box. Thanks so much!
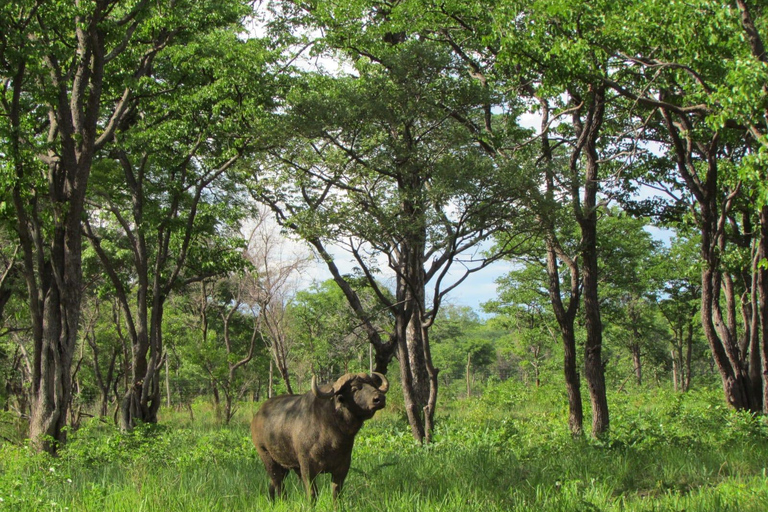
[287,279,391,377]
[430,305,496,385]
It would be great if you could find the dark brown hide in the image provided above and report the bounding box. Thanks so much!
[251,372,388,500]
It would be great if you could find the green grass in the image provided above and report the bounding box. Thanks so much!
[1,383,767,511]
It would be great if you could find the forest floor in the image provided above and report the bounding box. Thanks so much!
[1,382,768,511]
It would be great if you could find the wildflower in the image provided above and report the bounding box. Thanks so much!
[67,478,73,484]
[49,467,55,473]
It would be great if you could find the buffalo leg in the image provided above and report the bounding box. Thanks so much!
[331,464,349,500]
[258,452,288,501]
[298,460,319,500]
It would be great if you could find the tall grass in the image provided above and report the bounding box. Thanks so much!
[1,383,767,511]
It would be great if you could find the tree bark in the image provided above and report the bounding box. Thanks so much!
[699,188,758,411]
[759,206,768,413]
[5,2,122,453]
[631,342,642,387]
[466,352,472,398]
[574,85,609,438]
[546,243,584,436]
[684,318,694,392]
[268,359,274,399]
[540,97,583,437]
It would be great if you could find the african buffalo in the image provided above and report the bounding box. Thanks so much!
[251,372,389,501]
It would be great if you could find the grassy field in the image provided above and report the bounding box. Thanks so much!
[1,382,768,511]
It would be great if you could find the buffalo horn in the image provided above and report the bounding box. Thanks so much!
[372,372,389,393]
[311,375,335,399]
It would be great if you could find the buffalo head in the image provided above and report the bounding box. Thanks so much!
[311,372,389,419]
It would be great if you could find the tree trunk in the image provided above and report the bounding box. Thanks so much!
[276,352,293,395]
[546,239,583,436]
[224,392,234,424]
[684,319,694,392]
[540,98,583,437]
[660,109,761,412]
[759,206,768,414]
[698,194,759,411]
[466,352,472,398]
[702,261,756,410]
[631,342,642,387]
[748,245,764,407]
[406,316,430,406]
[28,282,77,453]
[396,312,426,443]
[672,349,679,392]
[734,0,768,414]
[395,235,439,444]
[268,359,274,399]
[212,382,221,420]
[578,85,609,438]
[121,288,165,429]
[165,356,171,409]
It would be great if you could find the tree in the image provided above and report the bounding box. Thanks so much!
[192,275,262,424]
[289,278,392,378]
[431,305,496,391]
[257,0,530,443]
[730,0,768,415]
[82,11,276,429]
[244,207,313,396]
[79,294,124,419]
[0,0,217,452]
[596,0,768,412]
[597,212,665,387]
[484,265,559,389]
[651,234,703,392]
[400,0,620,437]
[0,227,19,326]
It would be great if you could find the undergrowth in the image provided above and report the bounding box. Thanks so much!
[1,383,767,511]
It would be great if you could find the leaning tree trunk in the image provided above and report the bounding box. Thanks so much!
[733,0,768,413]
[699,200,758,411]
[660,106,763,412]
